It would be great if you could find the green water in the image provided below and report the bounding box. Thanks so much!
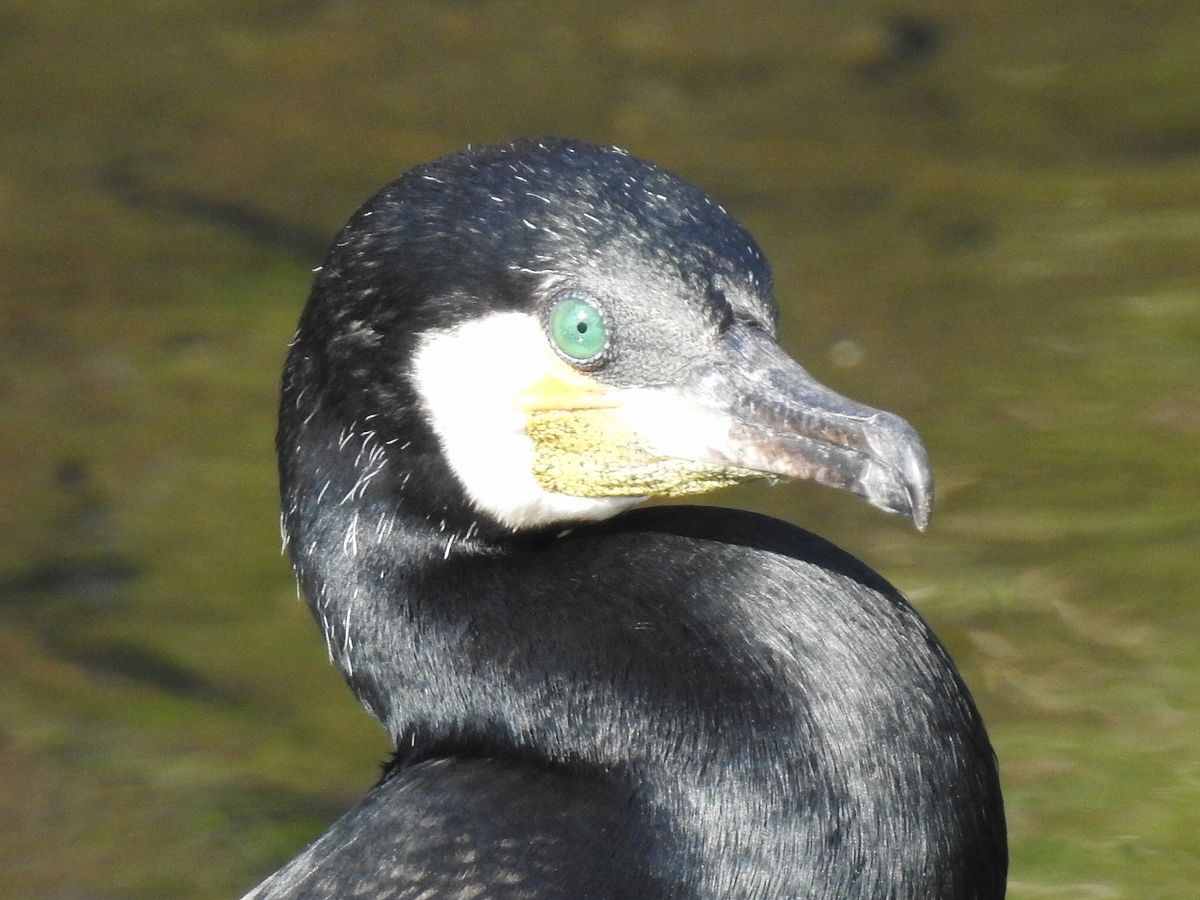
[2,2,1197,896]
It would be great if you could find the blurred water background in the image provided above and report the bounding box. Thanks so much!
[2,2,1198,896]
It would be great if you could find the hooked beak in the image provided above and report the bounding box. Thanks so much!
[628,324,934,529]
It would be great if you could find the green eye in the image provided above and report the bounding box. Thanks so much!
[548,295,608,362]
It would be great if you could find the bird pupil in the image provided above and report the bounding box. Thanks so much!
[576,322,588,334]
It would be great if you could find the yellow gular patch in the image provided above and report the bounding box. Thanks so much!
[527,408,762,498]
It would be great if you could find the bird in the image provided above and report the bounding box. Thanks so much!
[246,138,1006,899]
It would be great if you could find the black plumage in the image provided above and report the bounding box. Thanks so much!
[249,138,1006,899]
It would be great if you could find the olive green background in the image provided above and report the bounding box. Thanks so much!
[2,2,1198,896]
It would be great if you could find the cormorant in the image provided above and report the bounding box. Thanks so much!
[246,138,1006,899]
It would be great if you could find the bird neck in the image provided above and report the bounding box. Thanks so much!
[278,374,1004,897]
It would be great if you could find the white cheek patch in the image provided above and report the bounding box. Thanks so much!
[411,311,642,530]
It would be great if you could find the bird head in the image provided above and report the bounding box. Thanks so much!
[283,139,932,534]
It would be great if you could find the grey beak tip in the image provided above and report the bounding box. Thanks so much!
[866,413,934,532]
[904,443,934,532]
[911,500,932,532]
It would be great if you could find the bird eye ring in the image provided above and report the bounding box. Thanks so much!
[547,294,609,365]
